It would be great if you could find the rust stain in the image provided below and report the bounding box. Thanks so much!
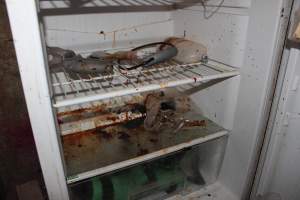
[57,118,63,124]
[63,129,96,146]
[62,114,204,143]
[62,115,143,144]
[63,126,115,145]
[98,129,113,140]
[57,104,107,118]
[106,116,118,121]
[57,108,89,117]
[185,120,207,127]
[137,148,149,156]
[149,138,158,143]
[58,97,146,122]
[93,121,124,131]
[101,19,171,36]
[60,93,206,168]
[112,31,116,48]
[48,19,172,38]
[99,30,106,40]
[161,148,168,154]
[118,131,130,140]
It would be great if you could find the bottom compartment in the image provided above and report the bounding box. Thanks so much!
[69,136,228,200]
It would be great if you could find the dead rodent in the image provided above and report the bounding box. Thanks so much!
[161,37,208,63]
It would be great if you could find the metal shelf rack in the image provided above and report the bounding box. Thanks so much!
[39,0,197,15]
[51,59,239,108]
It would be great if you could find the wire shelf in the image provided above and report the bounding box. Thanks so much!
[40,0,177,7]
[51,59,239,108]
[39,0,188,15]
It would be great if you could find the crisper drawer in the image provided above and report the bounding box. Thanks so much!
[69,136,228,200]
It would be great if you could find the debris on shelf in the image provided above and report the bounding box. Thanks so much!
[62,109,216,177]
[161,37,208,64]
[47,38,208,80]
[47,46,114,79]
[58,89,206,136]
[143,90,191,132]
[59,88,225,180]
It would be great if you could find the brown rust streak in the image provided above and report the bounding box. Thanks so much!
[106,116,118,121]
[137,148,149,156]
[62,129,96,146]
[57,96,146,119]
[185,120,207,127]
[57,104,107,118]
[62,118,136,144]
[118,131,130,140]
[63,126,115,145]
[149,138,158,143]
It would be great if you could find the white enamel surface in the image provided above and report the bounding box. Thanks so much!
[43,12,173,53]
[172,6,249,130]
[255,48,300,200]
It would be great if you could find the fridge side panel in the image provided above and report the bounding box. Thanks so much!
[172,0,290,198]
[172,5,249,130]
[220,0,291,198]
[5,0,69,199]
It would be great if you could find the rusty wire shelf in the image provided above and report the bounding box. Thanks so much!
[39,0,199,15]
[51,59,239,108]
[63,112,228,184]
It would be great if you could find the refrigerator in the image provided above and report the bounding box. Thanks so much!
[4,0,300,199]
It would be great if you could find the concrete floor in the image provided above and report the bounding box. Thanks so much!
[0,0,45,199]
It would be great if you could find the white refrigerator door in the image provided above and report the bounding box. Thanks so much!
[254,47,300,200]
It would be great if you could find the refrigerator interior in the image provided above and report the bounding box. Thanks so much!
[23,0,288,199]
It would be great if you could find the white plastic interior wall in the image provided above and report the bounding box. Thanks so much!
[36,0,287,199]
